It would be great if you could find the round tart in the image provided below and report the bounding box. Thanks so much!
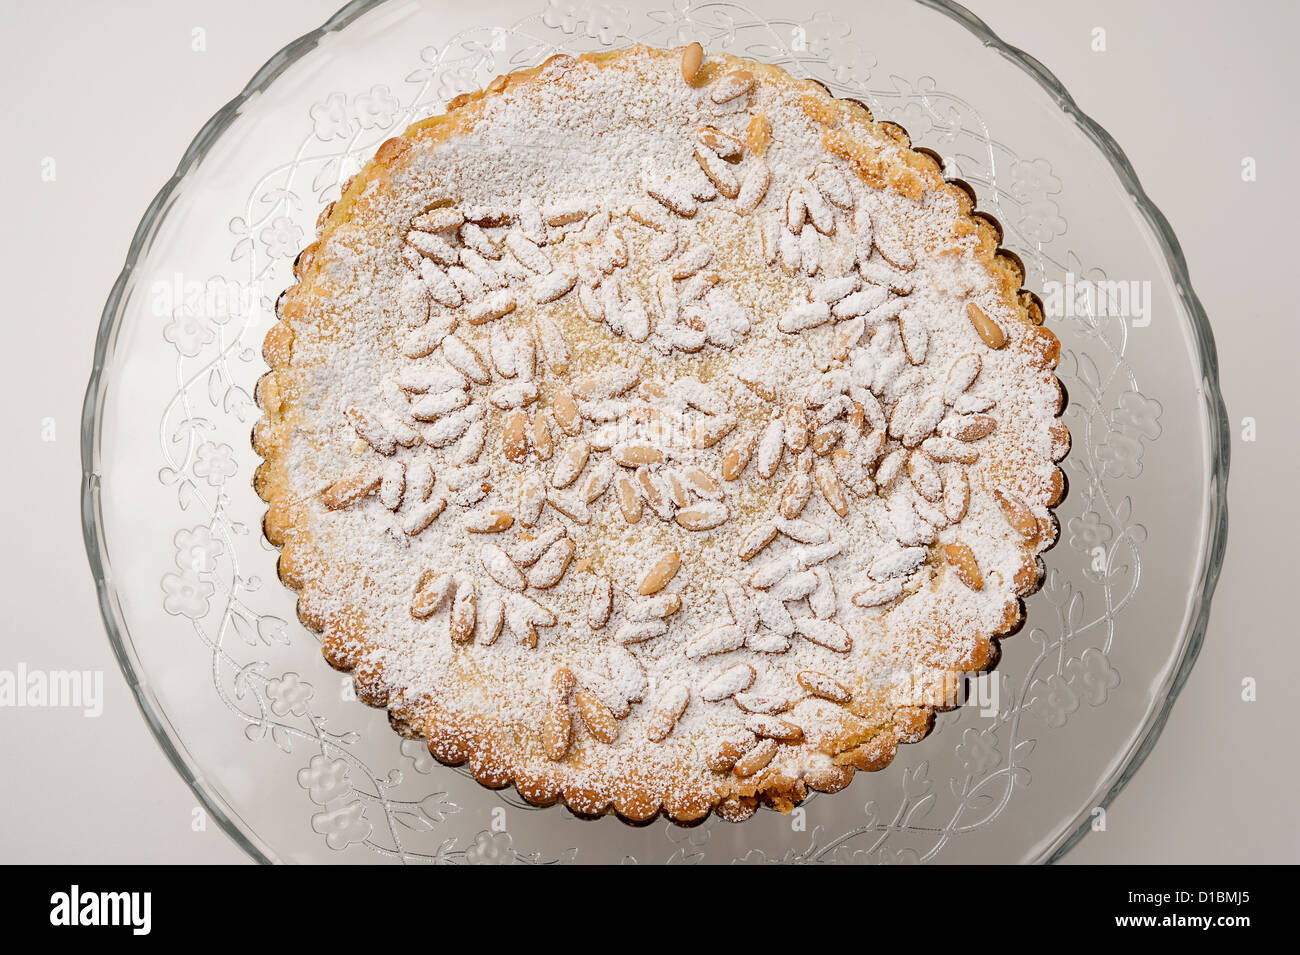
[255,44,1068,823]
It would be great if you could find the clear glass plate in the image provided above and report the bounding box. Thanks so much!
[81,0,1229,864]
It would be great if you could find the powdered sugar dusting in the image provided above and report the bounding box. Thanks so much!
[262,46,1064,818]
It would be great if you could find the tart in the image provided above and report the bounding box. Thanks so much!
[254,44,1068,823]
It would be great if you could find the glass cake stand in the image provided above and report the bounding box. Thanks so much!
[81,0,1229,864]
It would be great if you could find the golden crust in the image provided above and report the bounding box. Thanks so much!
[254,44,1068,824]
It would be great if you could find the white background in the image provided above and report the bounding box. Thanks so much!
[1,0,1296,863]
